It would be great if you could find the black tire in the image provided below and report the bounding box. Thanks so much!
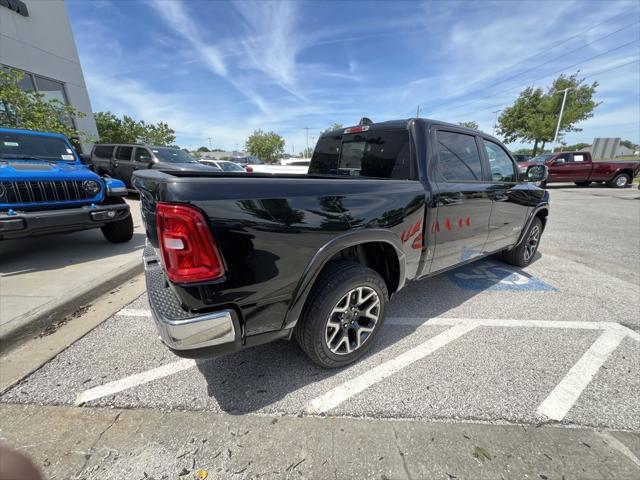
[294,261,388,368]
[501,217,543,268]
[100,198,134,243]
[575,181,591,187]
[607,173,631,188]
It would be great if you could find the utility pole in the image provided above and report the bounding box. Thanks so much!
[492,109,501,136]
[552,88,572,147]
[208,137,213,150]
[416,105,421,118]
[302,127,312,152]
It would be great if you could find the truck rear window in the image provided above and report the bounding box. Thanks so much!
[309,130,412,180]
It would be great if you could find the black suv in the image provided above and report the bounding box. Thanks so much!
[90,144,218,188]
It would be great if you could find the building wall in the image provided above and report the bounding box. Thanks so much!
[0,0,98,151]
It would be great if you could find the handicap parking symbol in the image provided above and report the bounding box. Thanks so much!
[448,260,556,291]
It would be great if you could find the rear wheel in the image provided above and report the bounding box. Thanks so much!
[294,262,388,368]
[607,173,630,188]
[575,181,591,187]
[501,217,542,268]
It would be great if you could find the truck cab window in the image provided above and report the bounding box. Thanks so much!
[483,140,516,182]
[309,130,411,180]
[435,131,482,182]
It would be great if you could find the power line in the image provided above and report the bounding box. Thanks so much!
[428,39,640,118]
[471,58,640,117]
[420,20,639,114]
[418,8,639,112]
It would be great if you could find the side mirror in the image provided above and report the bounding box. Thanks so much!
[554,158,565,164]
[527,165,548,183]
[79,153,92,165]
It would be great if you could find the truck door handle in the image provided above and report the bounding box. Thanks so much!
[440,197,463,206]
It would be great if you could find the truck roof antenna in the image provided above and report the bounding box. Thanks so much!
[358,117,373,126]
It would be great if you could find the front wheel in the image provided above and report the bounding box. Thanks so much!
[501,217,543,268]
[294,261,388,368]
[607,173,630,188]
[100,198,133,243]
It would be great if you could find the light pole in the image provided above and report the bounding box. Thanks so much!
[552,88,572,148]
[208,137,213,150]
[492,109,501,136]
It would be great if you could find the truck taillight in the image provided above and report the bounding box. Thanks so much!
[156,203,225,283]
[343,125,370,134]
[245,166,253,173]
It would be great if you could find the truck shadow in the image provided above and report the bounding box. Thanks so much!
[195,253,544,414]
[0,232,146,276]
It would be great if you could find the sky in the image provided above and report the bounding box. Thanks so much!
[67,0,640,152]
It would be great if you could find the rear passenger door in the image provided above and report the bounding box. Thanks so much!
[113,146,134,186]
[429,129,493,273]
[482,139,528,252]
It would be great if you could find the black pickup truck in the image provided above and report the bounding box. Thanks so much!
[134,118,549,368]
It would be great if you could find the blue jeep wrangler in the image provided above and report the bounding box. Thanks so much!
[0,128,133,242]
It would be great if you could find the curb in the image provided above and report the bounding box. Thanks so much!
[0,257,143,355]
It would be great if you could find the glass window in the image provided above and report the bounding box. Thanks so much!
[116,146,133,161]
[555,153,572,163]
[33,76,68,104]
[0,131,74,162]
[218,161,244,172]
[93,145,114,159]
[309,130,412,180]
[483,140,516,182]
[151,147,197,163]
[134,147,152,163]
[435,131,482,182]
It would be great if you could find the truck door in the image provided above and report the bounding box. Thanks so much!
[113,146,135,187]
[548,153,591,182]
[481,139,528,252]
[429,129,493,273]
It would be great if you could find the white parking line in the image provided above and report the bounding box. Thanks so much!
[305,322,477,414]
[116,308,152,317]
[75,359,195,405]
[536,328,627,421]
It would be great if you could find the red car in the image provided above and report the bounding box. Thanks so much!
[518,151,639,188]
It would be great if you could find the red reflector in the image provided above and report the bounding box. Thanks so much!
[245,166,253,173]
[156,203,225,283]
[343,125,370,134]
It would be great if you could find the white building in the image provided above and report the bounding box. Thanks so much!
[0,0,98,151]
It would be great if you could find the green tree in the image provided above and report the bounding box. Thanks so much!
[0,68,88,145]
[301,147,314,158]
[498,72,599,155]
[197,146,210,152]
[555,142,590,152]
[94,112,175,145]
[245,130,285,164]
[620,139,638,151]
[458,121,479,130]
[138,121,175,145]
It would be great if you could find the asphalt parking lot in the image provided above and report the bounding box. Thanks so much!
[1,185,639,478]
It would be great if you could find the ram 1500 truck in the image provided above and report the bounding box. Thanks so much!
[518,151,639,187]
[0,128,133,242]
[134,118,549,368]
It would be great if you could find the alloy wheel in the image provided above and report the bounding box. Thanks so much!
[325,286,380,355]
[524,224,540,261]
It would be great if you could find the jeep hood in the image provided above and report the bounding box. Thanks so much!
[0,160,98,181]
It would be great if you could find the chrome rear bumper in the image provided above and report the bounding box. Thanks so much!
[143,243,236,350]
